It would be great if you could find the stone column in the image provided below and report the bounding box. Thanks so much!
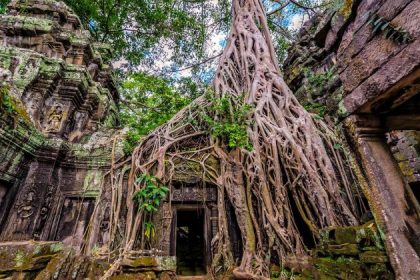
[345,115,420,279]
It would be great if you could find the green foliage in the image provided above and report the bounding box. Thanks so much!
[301,67,335,118]
[0,1,6,14]
[201,92,253,150]
[143,221,155,240]
[62,0,229,69]
[133,174,169,213]
[49,243,63,253]
[273,35,291,65]
[0,85,15,114]
[304,66,336,95]
[91,244,100,257]
[364,12,412,44]
[120,73,194,154]
[303,101,327,118]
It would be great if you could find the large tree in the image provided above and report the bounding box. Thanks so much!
[96,0,364,279]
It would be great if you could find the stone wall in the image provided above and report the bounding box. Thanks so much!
[284,0,419,119]
[283,0,420,277]
[0,0,124,249]
[0,240,176,279]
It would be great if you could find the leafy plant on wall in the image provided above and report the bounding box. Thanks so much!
[364,11,412,44]
[133,174,169,245]
[133,174,169,213]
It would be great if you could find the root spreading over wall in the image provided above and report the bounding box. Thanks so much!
[89,0,366,279]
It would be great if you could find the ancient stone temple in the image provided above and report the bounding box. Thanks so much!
[0,0,130,278]
[0,0,122,243]
[0,0,419,279]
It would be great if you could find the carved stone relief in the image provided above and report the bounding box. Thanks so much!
[171,184,217,202]
[33,184,55,240]
[13,185,37,237]
[43,104,65,133]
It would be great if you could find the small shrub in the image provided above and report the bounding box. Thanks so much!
[201,92,254,150]
[133,174,169,213]
[304,66,336,97]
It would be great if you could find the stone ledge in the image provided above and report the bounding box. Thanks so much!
[0,240,63,274]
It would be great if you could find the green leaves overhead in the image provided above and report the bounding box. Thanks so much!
[64,0,230,69]
[120,72,195,154]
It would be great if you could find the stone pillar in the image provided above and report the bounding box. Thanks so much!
[159,202,173,255]
[345,115,420,279]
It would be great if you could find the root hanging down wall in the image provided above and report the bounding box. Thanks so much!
[88,0,368,279]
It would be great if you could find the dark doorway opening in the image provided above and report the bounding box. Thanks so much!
[176,209,206,276]
[0,179,13,232]
[409,182,420,205]
[287,190,316,249]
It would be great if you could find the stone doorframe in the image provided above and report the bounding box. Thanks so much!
[344,114,420,279]
[169,203,213,271]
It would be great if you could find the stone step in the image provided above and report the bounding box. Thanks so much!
[176,276,208,280]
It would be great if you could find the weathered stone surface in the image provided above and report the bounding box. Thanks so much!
[315,257,364,279]
[0,0,124,252]
[321,243,360,256]
[283,2,420,276]
[0,241,63,275]
[281,222,393,279]
[360,251,389,263]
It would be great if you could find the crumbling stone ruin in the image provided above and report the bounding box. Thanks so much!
[0,0,418,279]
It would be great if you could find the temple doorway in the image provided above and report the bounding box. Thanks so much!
[175,208,206,276]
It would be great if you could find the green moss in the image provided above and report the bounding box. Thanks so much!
[49,243,63,254]
[14,251,26,268]
[339,0,354,18]
[0,84,31,123]
[321,243,360,256]
[1,15,53,32]
[315,257,363,279]
[125,257,158,268]
[360,251,388,264]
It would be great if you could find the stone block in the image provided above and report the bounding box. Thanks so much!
[315,257,363,279]
[156,256,176,272]
[360,251,389,263]
[122,256,158,269]
[322,243,360,256]
[0,241,63,274]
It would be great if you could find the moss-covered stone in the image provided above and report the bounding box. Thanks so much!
[360,251,388,263]
[155,256,176,272]
[0,15,54,33]
[0,241,63,275]
[122,257,158,269]
[315,257,363,279]
[319,243,360,256]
